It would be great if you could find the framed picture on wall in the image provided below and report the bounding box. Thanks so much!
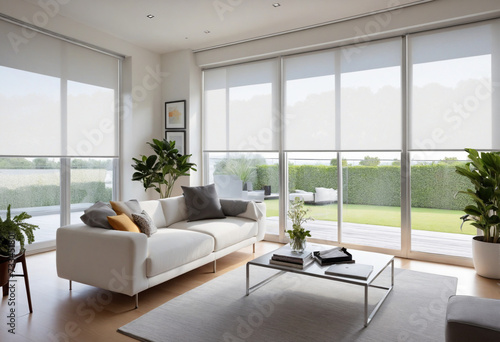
[165,100,186,129]
[166,131,186,155]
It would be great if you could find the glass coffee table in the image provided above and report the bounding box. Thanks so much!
[246,244,394,327]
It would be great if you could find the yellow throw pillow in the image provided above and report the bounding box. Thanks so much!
[107,213,140,233]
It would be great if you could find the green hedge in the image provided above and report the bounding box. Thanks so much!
[0,182,112,209]
[255,164,471,210]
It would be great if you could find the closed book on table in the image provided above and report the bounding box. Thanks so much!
[272,245,313,265]
[325,263,374,280]
[269,257,314,269]
[313,247,352,265]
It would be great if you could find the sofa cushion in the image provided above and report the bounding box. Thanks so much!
[80,201,115,229]
[132,210,158,237]
[110,200,142,219]
[139,200,167,228]
[182,184,226,221]
[107,213,141,233]
[146,229,214,277]
[169,217,258,251]
[159,196,189,227]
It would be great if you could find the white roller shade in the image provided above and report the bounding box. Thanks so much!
[284,50,336,151]
[340,38,402,150]
[410,20,500,150]
[203,59,279,151]
[284,39,402,151]
[0,19,120,157]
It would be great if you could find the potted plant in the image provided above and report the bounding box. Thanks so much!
[132,138,197,198]
[0,205,38,286]
[455,148,500,278]
[287,197,313,253]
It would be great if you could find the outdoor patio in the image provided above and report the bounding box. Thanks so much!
[265,217,473,258]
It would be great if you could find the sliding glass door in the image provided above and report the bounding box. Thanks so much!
[408,21,499,259]
[202,18,500,263]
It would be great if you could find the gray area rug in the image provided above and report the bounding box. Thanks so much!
[118,265,457,342]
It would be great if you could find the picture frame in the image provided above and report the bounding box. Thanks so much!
[165,100,186,129]
[165,131,186,155]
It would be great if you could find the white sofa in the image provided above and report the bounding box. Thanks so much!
[56,196,266,307]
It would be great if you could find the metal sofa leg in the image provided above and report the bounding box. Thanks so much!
[213,260,216,273]
[135,294,138,309]
[69,280,72,291]
[253,243,256,253]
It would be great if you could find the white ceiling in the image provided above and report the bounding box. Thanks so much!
[24,0,430,54]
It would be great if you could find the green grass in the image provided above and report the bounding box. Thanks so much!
[264,199,475,235]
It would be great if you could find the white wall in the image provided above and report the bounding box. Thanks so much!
[1,0,164,200]
[195,0,500,67]
[161,50,202,195]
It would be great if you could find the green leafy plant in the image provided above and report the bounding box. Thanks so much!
[286,198,313,248]
[132,138,197,198]
[0,205,38,255]
[455,148,500,243]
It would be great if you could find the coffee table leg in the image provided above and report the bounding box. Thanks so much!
[364,259,394,327]
[364,285,368,326]
[246,263,250,296]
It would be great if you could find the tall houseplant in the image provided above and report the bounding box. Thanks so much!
[455,148,500,278]
[132,138,197,198]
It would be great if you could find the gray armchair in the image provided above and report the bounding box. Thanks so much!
[446,295,500,341]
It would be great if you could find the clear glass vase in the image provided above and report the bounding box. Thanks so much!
[290,237,307,253]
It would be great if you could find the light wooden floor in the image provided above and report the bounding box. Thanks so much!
[1,241,499,342]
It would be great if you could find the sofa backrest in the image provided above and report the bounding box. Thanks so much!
[140,196,266,229]
[139,200,167,227]
[159,196,189,227]
[138,196,189,228]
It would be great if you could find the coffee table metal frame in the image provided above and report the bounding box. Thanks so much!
[246,247,394,327]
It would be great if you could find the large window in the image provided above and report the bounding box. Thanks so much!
[202,19,500,263]
[408,21,499,259]
[0,18,121,251]
[204,60,280,236]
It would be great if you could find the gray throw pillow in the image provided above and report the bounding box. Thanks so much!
[182,184,226,222]
[220,199,249,217]
[132,210,158,237]
[80,201,116,229]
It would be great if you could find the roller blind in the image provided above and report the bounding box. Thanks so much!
[340,38,402,150]
[283,38,402,151]
[0,19,120,157]
[409,20,500,150]
[284,50,336,151]
[203,59,279,151]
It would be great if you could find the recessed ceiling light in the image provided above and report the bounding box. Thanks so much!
[272,3,281,7]
[146,14,154,19]
[204,30,211,34]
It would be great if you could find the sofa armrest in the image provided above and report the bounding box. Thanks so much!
[254,201,267,241]
[56,224,148,296]
[219,199,267,241]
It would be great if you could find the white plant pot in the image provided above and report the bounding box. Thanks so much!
[472,236,500,279]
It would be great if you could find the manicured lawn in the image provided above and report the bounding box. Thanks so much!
[264,199,475,235]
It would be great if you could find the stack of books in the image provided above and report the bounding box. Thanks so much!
[269,245,314,269]
[313,246,353,266]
